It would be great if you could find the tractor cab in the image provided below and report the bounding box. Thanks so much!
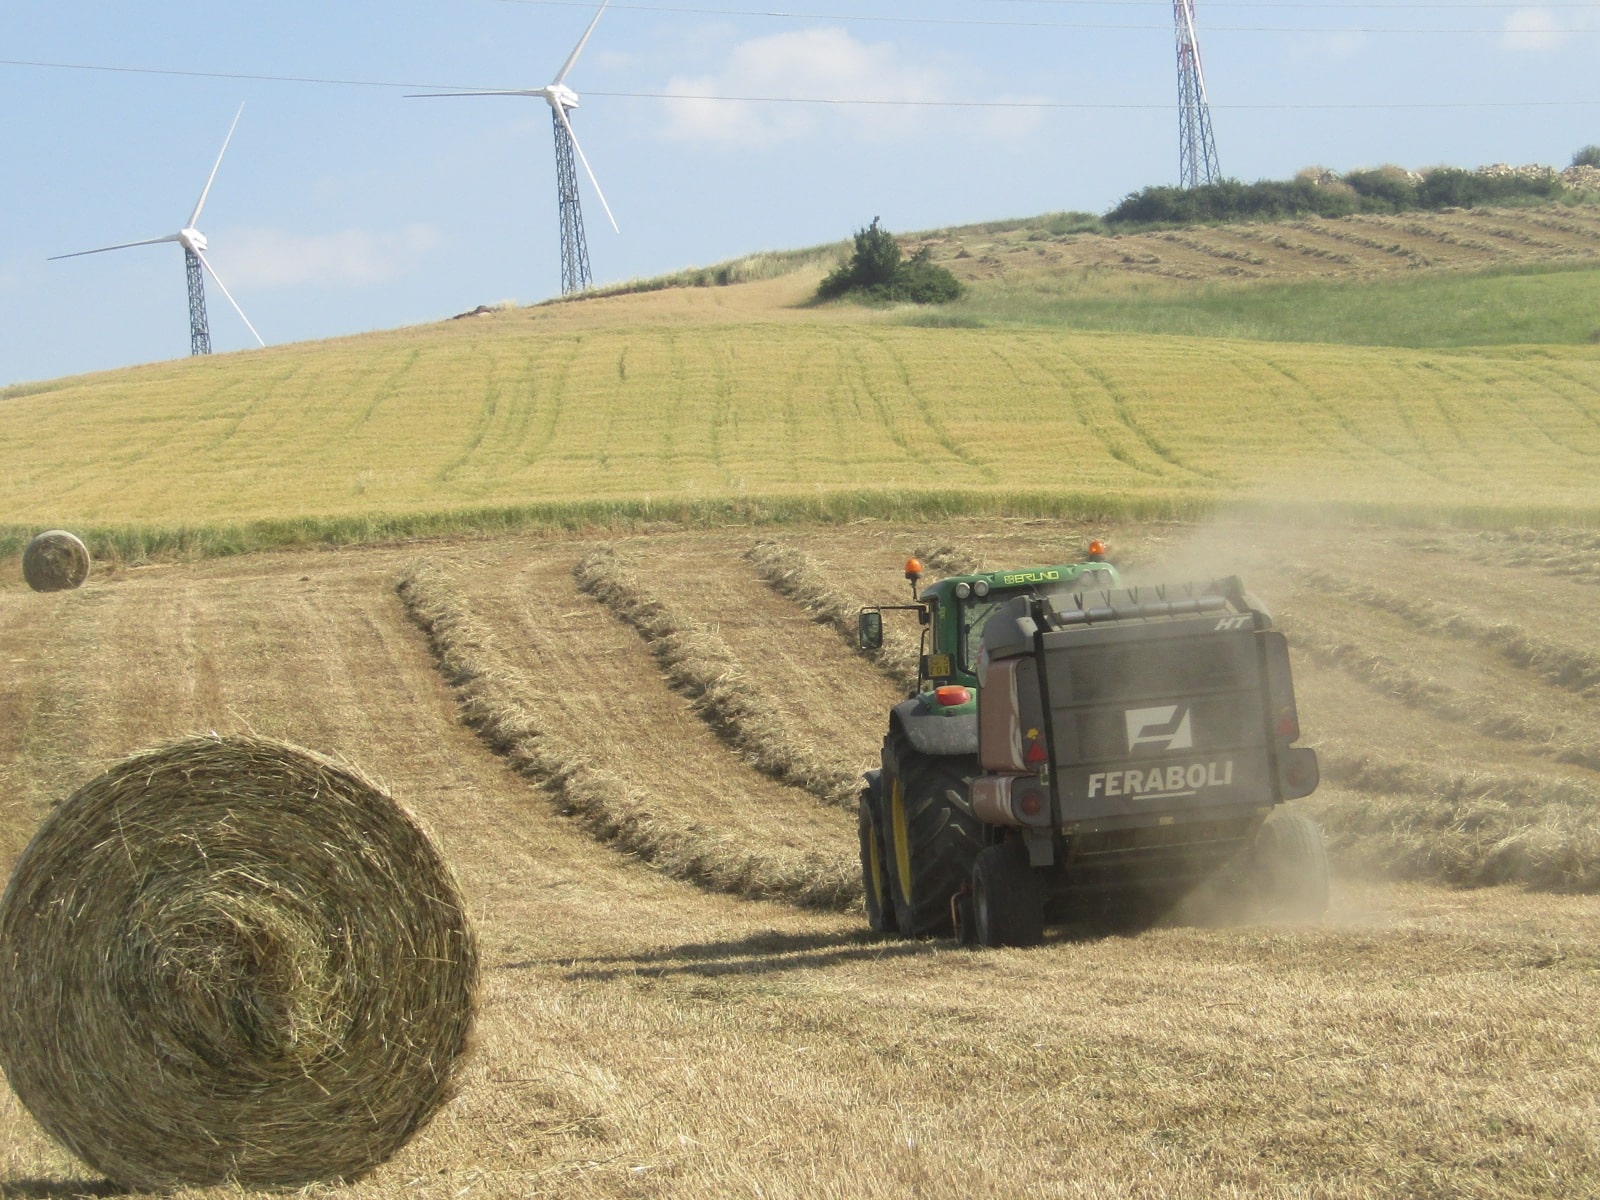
[858,543,1121,706]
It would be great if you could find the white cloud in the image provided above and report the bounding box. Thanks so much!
[1500,7,1570,51]
[218,225,442,289]
[659,28,960,148]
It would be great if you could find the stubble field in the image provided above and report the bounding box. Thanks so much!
[2,517,1596,1199]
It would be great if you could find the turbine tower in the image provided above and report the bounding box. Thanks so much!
[411,0,617,295]
[1173,0,1221,189]
[51,105,264,356]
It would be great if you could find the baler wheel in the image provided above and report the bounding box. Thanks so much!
[1251,808,1330,922]
[971,839,1046,948]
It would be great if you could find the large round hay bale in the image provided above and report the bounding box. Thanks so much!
[0,734,479,1189]
[21,529,90,591]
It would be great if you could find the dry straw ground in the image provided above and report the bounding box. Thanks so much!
[2,518,1596,1199]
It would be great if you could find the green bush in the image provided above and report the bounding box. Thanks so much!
[817,218,964,304]
[1573,145,1600,169]
[1344,165,1418,209]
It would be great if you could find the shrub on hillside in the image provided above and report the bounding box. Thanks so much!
[1341,164,1416,208]
[1572,145,1600,168]
[817,218,964,304]
[1043,211,1106,236]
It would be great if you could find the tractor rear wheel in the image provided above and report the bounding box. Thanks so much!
[858,774,897,934]
[1250,808,1329,922]
[882,732,981,937]
[972,839,1046,948]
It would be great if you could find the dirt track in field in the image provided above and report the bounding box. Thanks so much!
[1,520,1597,1198]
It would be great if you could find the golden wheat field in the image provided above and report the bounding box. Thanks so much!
[5,315,1594,525]
[6,208,1600,536]
[3,205,1600,1197]
[2,516,1597,1200]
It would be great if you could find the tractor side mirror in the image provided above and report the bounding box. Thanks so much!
[858,609,884,652]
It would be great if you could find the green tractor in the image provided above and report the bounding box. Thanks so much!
[857,545,1326,947]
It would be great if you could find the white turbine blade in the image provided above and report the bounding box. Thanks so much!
[49,233,180,261]
[555,105,618,233]
[189,103,245,228]
[194,249,265,347]
[552,0,610,86]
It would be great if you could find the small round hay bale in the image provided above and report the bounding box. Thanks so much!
[21,529,90,592]
[0,734,479,1190]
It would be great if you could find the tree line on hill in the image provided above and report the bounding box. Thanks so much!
[1105,152,1600,228]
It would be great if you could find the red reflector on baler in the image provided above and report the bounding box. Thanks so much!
[1025,740,1048,764]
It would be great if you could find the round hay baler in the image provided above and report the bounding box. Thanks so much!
[0,734,479,1189]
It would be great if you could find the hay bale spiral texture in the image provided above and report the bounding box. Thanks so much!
[0,734,478,1189]
[21,529,90,592]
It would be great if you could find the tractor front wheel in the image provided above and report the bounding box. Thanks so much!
[881,731,981,938]
[858,774,897,934]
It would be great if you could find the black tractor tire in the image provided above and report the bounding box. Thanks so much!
[858,775,898,935]
[971,839,1046,948]
[1250,808,1330,923]
[881,731,982,938]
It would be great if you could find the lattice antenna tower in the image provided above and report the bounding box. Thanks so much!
[184,249,212,355]
[1173,0,1221,189]
[552,109,592,292]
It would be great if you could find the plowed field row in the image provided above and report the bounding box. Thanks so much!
[398,551,859,907]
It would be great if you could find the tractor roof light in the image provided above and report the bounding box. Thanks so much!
[954,581,972,599]
[905,557,923,598]
[973,579,990,597]
[934,685,971,707]
[1087,540,1107,562]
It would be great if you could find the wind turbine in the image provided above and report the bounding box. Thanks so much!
[51,104,264,357]
[411,0,618,295]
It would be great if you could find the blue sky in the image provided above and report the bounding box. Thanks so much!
[3,0,1597,384]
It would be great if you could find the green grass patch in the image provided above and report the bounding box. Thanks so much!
[956,262,1600,348]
